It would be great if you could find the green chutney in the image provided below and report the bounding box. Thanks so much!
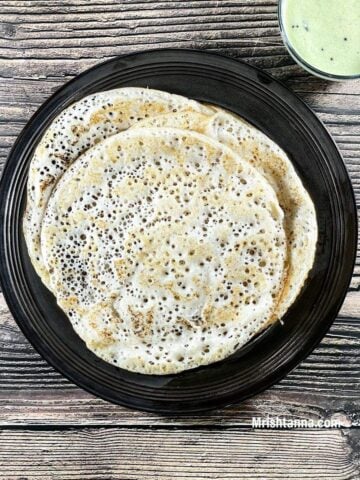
[281,0,360,77]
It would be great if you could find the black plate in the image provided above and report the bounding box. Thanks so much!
[0,49,357,413]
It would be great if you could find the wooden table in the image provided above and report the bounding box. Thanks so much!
[0,1,359,478]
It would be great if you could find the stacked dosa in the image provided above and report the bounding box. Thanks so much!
[23,88,318,374]
[40,128,287,374]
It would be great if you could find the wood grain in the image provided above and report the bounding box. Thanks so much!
[0,1,360,478]
[0,428,359,480]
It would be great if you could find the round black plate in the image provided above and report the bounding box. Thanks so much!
[0,49,357,413]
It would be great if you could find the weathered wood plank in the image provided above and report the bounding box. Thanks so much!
[0,428,358,479]
[0,390,356,428]
[0,291,359,426]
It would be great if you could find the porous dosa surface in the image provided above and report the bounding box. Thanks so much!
[133,109,318,320]
[24,88,211,287]
[41,128,286,374]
